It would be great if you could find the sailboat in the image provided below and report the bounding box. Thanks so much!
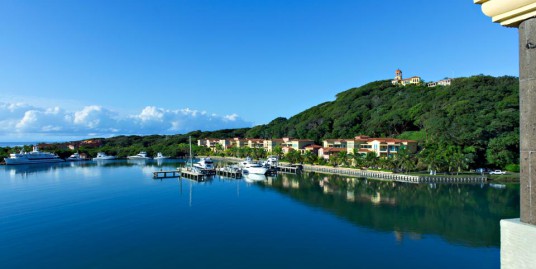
[182,136,204,175]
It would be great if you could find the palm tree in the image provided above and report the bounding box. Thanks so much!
[303,150,317,165]
[350,149,364,169]
[365,152,379,169]
[337,151,350,167]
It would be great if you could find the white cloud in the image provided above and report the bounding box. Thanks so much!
[0,102,252,141]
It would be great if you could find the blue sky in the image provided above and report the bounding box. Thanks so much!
[0,0,517,142]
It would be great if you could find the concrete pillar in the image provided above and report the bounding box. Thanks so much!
[520,17,536,225]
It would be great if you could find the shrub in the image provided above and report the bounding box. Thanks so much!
[505,164,520,172]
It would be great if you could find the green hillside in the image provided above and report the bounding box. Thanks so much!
[1,75,518,170]
[246,75,519,167]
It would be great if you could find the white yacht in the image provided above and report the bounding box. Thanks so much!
[4,146,65,165]
[154,152,169,159]
[127,151,151,160]
[240,157,268,175]
[66,152,85,161]
[193,157,215,170]
[263,155,279,168]
[93,152,117,160]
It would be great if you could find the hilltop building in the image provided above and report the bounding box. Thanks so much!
[427,78,452,87]
[391,69,422,86]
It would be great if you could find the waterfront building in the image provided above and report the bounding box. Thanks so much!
[304,144,322,155]
[391,69,422,86]
[318,147,347,160]
[233,137,248,148]
[281,137,314,154]
[263,138,284,152]
[322,139,349,149]
[246,138,264,149]
[321,135,417,159]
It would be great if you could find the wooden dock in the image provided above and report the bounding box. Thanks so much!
[153,170,181,179]
[179,168,206,181]
[302,165,487,184]
[277,165,301,174]
[216,169,242,179]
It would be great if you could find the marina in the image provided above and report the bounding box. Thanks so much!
[0,160,518,269]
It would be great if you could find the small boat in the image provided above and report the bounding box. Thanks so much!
[194,157,214,170]
[4,146,65,165]
[66,152,85,161]
[193,157,215,175]
[240,157,268,175]
[262,155,279,168]
[127,151,151,160]
[93,152,117,160]
[154,152,169,160]
[218,165,241,173]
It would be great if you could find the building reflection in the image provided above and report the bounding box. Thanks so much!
[257,171,519,247]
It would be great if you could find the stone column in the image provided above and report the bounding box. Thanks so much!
[520,17,536,225]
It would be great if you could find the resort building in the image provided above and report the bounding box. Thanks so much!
[246,138,264,149]
[304,144,322,155]
[281,137,315,154]
[322,139,349,149]
[427,78,452,87]
[232,138,248,148]
[318,147,347,160]
[391,69,422,86]
[263,138,284,152]
[320,135,417,159]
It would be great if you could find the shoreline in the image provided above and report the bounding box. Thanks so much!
[204,156,491,184]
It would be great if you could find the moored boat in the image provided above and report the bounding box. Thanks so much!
[66,152,86,161]
[127,151,151,160]
[154,152,169,159]
[240,157,268,175]
[93,152,117,160]
[4,146,65,165]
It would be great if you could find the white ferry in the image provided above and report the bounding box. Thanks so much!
[4,146,65,165]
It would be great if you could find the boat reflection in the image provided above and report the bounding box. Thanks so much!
[243,173,267,183]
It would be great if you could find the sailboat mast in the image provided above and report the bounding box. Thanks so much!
[189,136,192,164]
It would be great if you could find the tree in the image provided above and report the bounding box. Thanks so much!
[303,151,317,165]
[286,149,302,164]
[337,151,350,167]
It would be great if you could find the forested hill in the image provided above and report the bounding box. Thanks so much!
[246,75,519,166]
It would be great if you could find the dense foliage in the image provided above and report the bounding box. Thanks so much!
[1,75,519,170]
[246,75,519,168]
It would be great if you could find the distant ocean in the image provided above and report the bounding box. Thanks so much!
[0,142,36,147]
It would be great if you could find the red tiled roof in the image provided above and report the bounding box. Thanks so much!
[324,139,351,142]
[305,144,322,149]
[322,147,347,153]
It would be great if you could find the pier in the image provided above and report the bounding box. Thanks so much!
[277,165,301,174]
[303,165,487,184]
[179,168,207,181]
[153,170,181,179]
[216,169,242,179]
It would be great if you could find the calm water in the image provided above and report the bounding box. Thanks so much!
[0,160,519,269]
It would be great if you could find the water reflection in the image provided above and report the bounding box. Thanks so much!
[243,173,267,183]
[255,172,519,247]
[2,161,519,248]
